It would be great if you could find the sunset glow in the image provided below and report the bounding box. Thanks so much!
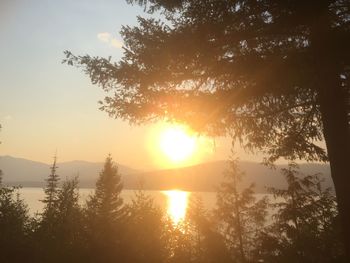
[163,190,190,224]
[146,122,217,169]
[159,125,196,163]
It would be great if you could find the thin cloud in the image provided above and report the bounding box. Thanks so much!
[97,32,123,49]
[97,32,111,43]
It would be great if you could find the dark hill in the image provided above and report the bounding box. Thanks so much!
[0,156,138,187]
[135,161,332,192]
[0,156,332,192]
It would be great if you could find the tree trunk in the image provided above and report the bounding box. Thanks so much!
[311,4,350,257]
[319,83,350,257]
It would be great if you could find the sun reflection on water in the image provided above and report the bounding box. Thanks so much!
[162,190,190,224]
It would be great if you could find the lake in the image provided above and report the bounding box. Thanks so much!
[19,187,218,222]
[19,188,270,223]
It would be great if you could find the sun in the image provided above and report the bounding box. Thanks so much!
[159,125,197,163]
[147,122,213,169]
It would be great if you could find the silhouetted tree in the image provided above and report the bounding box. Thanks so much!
[0,184,31,262]
[0,124,2,185]
[34,158,86,262]
[34,155,60,253]
[34,155,63,261]
[53,177,85,262]
[85,154,125,262]
[164,195,230,263]
[257,164,344,262]
[123,189,168,263]
[185,195,230,263]
[41,155,60,224]
[216,158,268,262]
[165,220,194,263]
[64,0,350,253]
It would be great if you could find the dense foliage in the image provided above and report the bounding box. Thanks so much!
[63,1,349,253]
[0,157,345,262]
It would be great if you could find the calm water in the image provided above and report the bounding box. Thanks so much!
[19,188,269,223]
[19,188,217,221]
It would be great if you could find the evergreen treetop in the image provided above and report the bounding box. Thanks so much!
[87,154,124,223]
[42,155,60,219]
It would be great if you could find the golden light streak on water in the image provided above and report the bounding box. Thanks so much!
[162,190,190,224]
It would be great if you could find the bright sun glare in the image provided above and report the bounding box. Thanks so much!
[159,125,196,163]
[163,190,190,224]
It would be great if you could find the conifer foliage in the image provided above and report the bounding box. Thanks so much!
[216,158,268,262]
[85,154,125,262]
[257,164,344,262]
[41,155,60,222]
[0,185,30,262]
[124,189,167,263]
[63,0,350,253]
[0,155,345,262]
[86,154,124,222]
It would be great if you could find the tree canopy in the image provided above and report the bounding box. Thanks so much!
[64,0,350,255]
[64,0,348,162]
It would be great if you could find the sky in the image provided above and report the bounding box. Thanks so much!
[0,0,262,170]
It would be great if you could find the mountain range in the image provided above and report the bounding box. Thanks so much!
[0,155,333,193]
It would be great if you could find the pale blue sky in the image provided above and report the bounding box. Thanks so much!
[0,0,254,169]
